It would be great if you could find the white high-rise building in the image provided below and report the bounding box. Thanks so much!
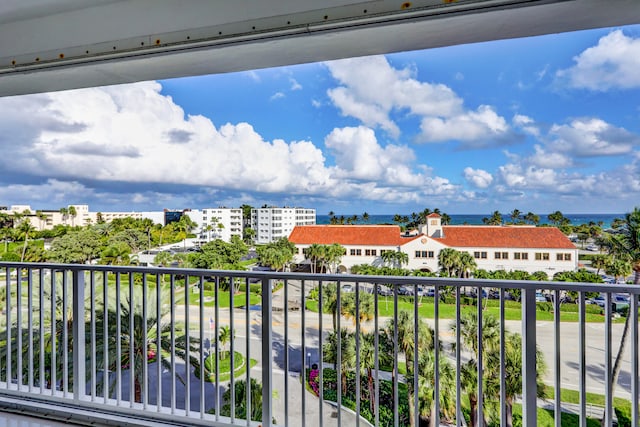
[185,208,244,243]
[251,207,316,244]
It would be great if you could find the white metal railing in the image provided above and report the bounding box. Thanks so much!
[0,262,637,427]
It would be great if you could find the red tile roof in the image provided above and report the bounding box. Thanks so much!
[435,226,576,249]
[427,213,441,218]
[289,225,412,246]
[289,224,576,250]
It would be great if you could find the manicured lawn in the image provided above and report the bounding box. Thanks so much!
[306,298,622,323]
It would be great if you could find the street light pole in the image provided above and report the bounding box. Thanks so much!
[307,352,311,369]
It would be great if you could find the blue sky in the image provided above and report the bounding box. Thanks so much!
[1,24,639,216]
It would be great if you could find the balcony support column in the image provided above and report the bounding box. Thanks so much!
[261,278,273,426]
[521,288,537,426]
[72,269,86,402]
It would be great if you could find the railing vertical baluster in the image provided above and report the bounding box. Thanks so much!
[500,287,506,427]
[199,276,205,419]
[62,270,69,397]
[393,283,399,427]
[554,289,561,427]
[477,285,483,427]
[632,291,638,427]
[604,292,612,427]
[318,279,324,427]
[374,281,380,427]
[170,274,176,413]
[229,276,234,423]
[456,286,461,427]
[521,287,537,426]
[283,278,289,427]
[337,281,342,427]
[214,275,220,421]
[185,274,191,415]
[103,271,109,404]
[301,279,306,427]
[116,272,122,404]
[90,271,96,400]
[579,291,586,427]
[129,272,135,407]
[246,277,251,427]
[16,268,22,389]
[39,269,45,395]
[356,281,361,427]
[72,268,86,402]
[142,273,149,409]
[4,267,10,389]
[28,268,34,391]
[156,273,162,411]
[51,270,56,395]
[261,276,273,427]
[0,267,11,388]
[434,284,440,426]
[413,282,419,427]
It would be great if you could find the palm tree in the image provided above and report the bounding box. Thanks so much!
[97,285,200,403]
[342,291,375,325]
[456,252,477,279]
[17,218,36,262]
[509,209,521,224]
[323,329,356,394]
[305,243,326,273]
[413,348,456,427]
[59,207,69,225]
[524,212,540,225]
[438,248,460,277]
[324,243,346,274]
[604,207,640,424]
[482,211,502,225]
[451,313,500,426]
[218,325,233,359]
[591,254,609,275]
[219,378,271,423]
[68,205,77,227]
[362,212,370,223]
[385,310,435,427]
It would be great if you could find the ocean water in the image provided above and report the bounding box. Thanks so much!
[317,213,623,229]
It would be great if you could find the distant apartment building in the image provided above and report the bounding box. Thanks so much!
[5,204,144,230]
[251,207,316,244]
[289,214,578,276]
[184,208,243,243]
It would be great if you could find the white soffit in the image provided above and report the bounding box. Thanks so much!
[0,0,638,96]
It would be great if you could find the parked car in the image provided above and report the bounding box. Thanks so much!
[341,284,354,293]
[535,292,547,303]
[378,285,393,296]
[425,287,435,297]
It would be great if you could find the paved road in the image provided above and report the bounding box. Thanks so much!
[169,280,635,425]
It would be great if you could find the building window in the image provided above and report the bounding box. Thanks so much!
[365,249,377,256]
[557,253,572,261]
[513,252,529,260]
[473,251,487,259]
[495,252,509,259]
[428,251,434,258]
[350,249,362,256]
[535,252,550,261]
[415,250,430,258]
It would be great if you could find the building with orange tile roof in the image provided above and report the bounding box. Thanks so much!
[289,214,578,275]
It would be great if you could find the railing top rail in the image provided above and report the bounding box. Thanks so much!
[0,261,637,294]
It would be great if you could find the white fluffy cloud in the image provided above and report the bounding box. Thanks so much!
[419,105,509,144]
[549,118,639,157]
[463,167,493,189]
[556,30,640,90]
[0,81,457,207]
[325,56,512,145]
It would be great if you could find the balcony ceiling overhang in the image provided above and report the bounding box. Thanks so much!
[0,0,638,97]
